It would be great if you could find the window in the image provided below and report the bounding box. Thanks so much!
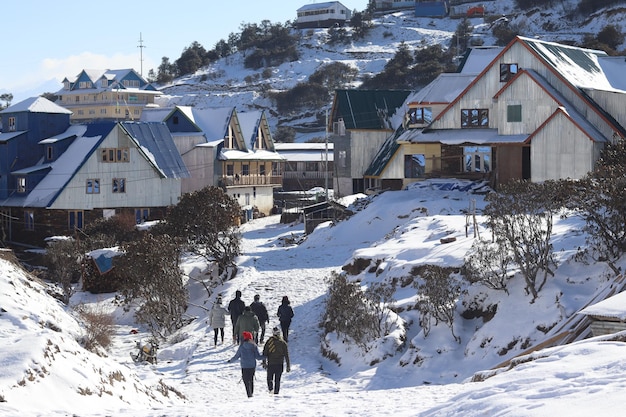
[135,208,150,224]
[500,63,518,82]
[338,150,347,168]
[101,148,130,162]
[122,79,140,88]
[17,177,26,193]
[112,178,126,193]
[173,116,179,124]
[259,164,266,176]
[68,211,83,230]
[407,107,432,126]
[272,162,281,175]
[284,162,297,172]
[8,117,16,132]
[46,146,53,160]
[24,211,34,231]
[305,162,319,171]
[404,154,426,178]
[461,109,489,128]
[464,146,491,172]
[242,164,249,176]
[86,179,100,194]
[226,164,234,176]
[100,108,107,114]
[78,81,93,88]
[100,79,108,88]
[507,104,522,122]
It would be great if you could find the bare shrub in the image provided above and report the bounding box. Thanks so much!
[74,303,115,353]
[322,271,379,348]
[44,238,81,305]
[484,180,563,301]
[415,265,461,343]
[463,238,512,293]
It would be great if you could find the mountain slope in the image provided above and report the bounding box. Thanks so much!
[155,0,626,140]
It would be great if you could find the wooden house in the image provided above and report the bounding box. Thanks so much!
[296,2,352,29]
[275,142,333,191]
[0,97,188,246]
[579,291,626,337]
[56,69,161,123]
[328,89,411,197]
[141,106,284,215]
[365,37,626,191]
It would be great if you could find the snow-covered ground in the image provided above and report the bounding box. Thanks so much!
[2,180,626,416]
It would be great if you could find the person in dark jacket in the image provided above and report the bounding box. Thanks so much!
[228,290,245,344]
[234,306,260,345]
[227,331,265,397]
[262,327,291,395]
[250,294,269,344]
[277,296,294,342]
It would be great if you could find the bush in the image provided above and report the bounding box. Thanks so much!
[414,265,461,343]
[322,271,379,348]
[75,303,115,353]
[484,180,564,301]
[117,233,188,339]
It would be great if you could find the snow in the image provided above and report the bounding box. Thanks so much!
[2,179,626,416]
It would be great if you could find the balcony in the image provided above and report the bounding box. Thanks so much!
[220,174,282,187]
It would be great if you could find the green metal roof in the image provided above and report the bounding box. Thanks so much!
[331,90,411,130]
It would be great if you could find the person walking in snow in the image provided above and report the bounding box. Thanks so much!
[262,326,291,395]
[277,296,294,342]
[227,331,265,398]
[228,290,245,344]
[209,296,229,347]
[234,306,260,345]
[250,294,269,344]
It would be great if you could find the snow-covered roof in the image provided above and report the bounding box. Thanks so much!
[297,1,347,12]
[0,96,72,115]
[237,110,264,149]
[275,143,333,162]
[458,47,503,75]
[220,149,285,161]
[579,291,626,321]
[406,73,476,104]
[180,106,233,141]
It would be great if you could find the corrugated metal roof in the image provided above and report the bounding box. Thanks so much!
[0,96,72,115]
[120,122,190,179]
[364,127,403,177]
[332,90,411,130]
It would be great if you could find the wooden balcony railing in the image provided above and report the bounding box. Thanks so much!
[220,174,283,187]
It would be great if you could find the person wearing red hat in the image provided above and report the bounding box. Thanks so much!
[227,331,265,397]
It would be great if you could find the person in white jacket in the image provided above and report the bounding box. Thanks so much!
[209,296,230,346]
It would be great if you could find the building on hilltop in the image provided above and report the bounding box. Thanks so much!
[296,1,352,29]
[55,68,161,123]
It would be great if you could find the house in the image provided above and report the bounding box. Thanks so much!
[328,89,412,197]
[0,97,188,246]
[296,2,352,29]
[365,37,626,191]
[415,0,449,17]
[141,106,284,215]
[374,0,415,11]
[363,47,502,191]
[56,69,161,123]
[275,142,334,191]
[579,291,626,337]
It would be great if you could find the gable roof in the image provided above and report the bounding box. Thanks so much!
[120,122,190,179]
[174,106,235,141]
[0,96,72,115]
[297,1,347,12]
[330,90,411,130]
[57,68,160,95]
[6,123,114,208]
[4,121,188,208]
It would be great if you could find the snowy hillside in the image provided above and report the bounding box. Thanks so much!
[156,0,626,140]
[3,180,626,415]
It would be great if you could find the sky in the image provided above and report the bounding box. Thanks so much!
[2,179,626,416]
[1,0,366,102]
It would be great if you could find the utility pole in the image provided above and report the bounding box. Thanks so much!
[324,109,329,201]
[138,32,146,76]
